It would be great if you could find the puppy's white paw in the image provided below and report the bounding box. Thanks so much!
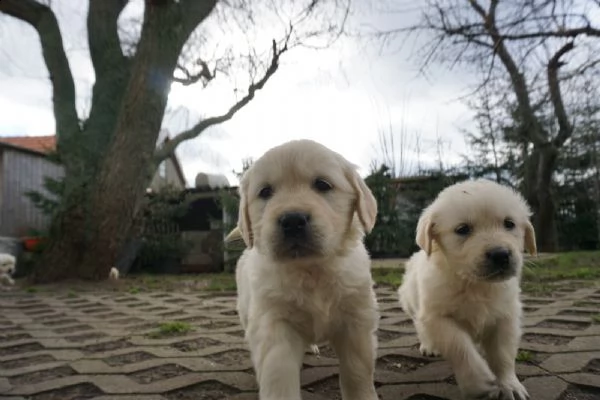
[499,377,529,400]
[418,343,441,357]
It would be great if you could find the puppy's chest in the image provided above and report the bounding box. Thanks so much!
[277,274,346,340]
[450,292,511,338]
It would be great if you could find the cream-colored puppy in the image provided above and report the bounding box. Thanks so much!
[234,139,379,400]
[398,179,536,400]
[0,253,16,286]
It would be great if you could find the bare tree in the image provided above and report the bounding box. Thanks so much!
[0,0,350,282]
[378,0,600,251]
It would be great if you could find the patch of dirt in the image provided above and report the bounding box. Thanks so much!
[523,307,539,313]
[129,363,191,384]
[65,332,108,343]
[95,312,126,319]
[25,308,54,316]
[314,345,337,358]
[220,310,238,316]
[558,310,597,317]
[227,330,245,338]
[204,350,250,365]
[150,293,171,298]
[378,297,398,303]
[199,320,237,330]
[82,339,132,354]
[523,299,554,305]
[37,313,67,322]
[43,318,78,326]
[535,319,591,331]
[574,301,600,308]
[30,383,104,400]
[109,317,145,325]
[521,333,572,345]
[9,366,76,386]
[172,337,222,352]
[377,329,408,342]
[383,307,403,313]
[0,354,56,369]
[103,351,156,366]
[0,332,31,343]
[377,354,430,373]
[304,376,341,399]
[70,302,102,309]
[0,342,44,356]
[113,296,139,303]
[558,384,600,400]
[126,302,151,308]
[164,298,188,304]
[406,396,450,400]
[583,359,600,374]
[158,311,186,318]
[140,306,169,312]
[82,307,111,314]
[54,324,93,334]
[176,316,208,324]
[164,380,240,400]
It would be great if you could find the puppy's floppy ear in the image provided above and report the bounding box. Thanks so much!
[346,164,378,233]
[524,220,537,256]
[416,211,435,256]
[237,173,253,247]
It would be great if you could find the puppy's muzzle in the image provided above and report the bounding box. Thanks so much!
[274,211,321,259]
[279,212,310,239]
[481,247,516,281]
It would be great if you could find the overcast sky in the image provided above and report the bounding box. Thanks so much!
[0,0,477,186]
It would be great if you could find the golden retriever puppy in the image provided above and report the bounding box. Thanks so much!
[398,179,536,400]
[0,253,16,286]
[234,139,379,400]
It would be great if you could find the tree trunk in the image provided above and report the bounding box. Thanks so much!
[533,145,559,252]
[32,3,207,282]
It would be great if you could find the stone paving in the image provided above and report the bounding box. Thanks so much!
[0,283,599,399]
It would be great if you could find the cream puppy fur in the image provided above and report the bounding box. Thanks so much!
[398,179,537,400]
[0,253,16,286]
[234,139,379,400]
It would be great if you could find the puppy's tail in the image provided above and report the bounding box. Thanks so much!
[224,226,245,245]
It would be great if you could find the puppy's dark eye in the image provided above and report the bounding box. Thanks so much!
[258,185,273,199]
[313,178,333,193]
[504,218,515,230]
[455,224,471,236]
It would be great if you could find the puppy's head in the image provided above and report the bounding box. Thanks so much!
[416,179,536,282]
[0,254,16,276]
[236,140,377,262]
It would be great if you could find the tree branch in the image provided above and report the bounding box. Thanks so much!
[154,39,288,162]
[548,41,575,147]
[467,0,547,145]
[0,0,80,142]
[172,59,215,87]
[88,0,128,75]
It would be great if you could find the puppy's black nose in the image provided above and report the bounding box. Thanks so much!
[279,212,310,238]
[486,247,511,268]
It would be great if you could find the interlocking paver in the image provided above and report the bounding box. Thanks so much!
[0,282,599,399]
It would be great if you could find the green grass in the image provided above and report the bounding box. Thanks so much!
[372,267,403,288]
[129,287,140,294]
[25,287,37,293]
[592,314,600,324]
[148,321,192,338]
[203,274,237,291]
[67,290,77,298]
[522,251,600,282]
[516,350,533,362]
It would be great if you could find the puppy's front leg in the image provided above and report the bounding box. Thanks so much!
[482,317,529,400]
[247,318,306,400]
[420,315,500,399]
[331,328,378,400]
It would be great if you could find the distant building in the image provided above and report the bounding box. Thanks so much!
[0,135,186,238]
